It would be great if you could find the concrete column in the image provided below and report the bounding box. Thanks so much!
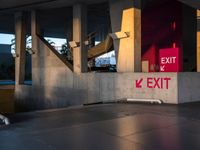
[73,3,88,73]
[197,10,200,72]
[31,11,41,86]
[15,12,26,85]
[31,11,40,55]
[110,0,141,72]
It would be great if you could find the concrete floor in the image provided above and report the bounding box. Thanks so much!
[1,103,200,150]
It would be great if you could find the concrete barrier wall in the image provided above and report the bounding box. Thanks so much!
[178,73,200,103]
[15,35,200,111]
[0,85,15,113]
[15,72,179,111]
[15,35,180,111]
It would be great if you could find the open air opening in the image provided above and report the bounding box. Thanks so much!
[87,2,116,72]
[0,33,15,85]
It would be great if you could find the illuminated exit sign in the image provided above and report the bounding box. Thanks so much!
[159,48,181,72]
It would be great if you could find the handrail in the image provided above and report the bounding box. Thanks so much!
[37,34,73,71]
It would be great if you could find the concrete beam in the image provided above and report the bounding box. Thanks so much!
[110,0,141,72]
[73,3,88,73]
[15,12,26,85]
[197,10,200,72]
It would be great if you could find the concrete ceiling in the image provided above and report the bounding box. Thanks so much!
[0,2,110,38]
[0,0,199,37]
[0,0,107,12]
[0,0,199,12]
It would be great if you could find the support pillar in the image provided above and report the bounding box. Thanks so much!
[31,11,40,55]
[110,0,141,72]
[73,3,88,73]
[31,10,41,86]
[197,10,200,72]
[15,12,26,85]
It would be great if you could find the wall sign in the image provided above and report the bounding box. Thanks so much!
[135,77,171,89]
[159,48,180,72]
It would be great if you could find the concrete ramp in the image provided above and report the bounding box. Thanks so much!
[88,35,113,60]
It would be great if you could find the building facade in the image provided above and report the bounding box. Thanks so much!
[0,0,200,111]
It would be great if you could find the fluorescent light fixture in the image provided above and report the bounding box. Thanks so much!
[69,41,80,48]
[110,31,129,40]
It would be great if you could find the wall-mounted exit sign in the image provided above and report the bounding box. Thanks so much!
[159,48,181,72]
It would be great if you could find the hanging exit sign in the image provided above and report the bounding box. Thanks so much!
[159,48,181,72]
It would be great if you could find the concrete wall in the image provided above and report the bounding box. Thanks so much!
[182,4,197,71]
[15,46,179,111]
[15,35,74,111]
[178,73,200,103]
[14,2,200,111]
[14,35,200,111]
[0,85,15,113]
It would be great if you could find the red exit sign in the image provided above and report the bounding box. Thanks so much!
[135,77,171,89]
[159,48,181,72]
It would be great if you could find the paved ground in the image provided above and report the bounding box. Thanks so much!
[1,102,200,150]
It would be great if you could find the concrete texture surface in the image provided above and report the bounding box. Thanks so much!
[178,73,200,103]
[15,72,179,111]
[12,1,200,111]
[1,103,200,150]
[14,36,200,110]
[0,85,15,113]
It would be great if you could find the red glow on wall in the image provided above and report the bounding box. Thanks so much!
[173,42,176,48]
[142,0,183,72]
[172,21,176,31]
[142,45,158,72]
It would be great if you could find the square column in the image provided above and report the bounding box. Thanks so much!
[73,3,88,73]
[15,12,26,85]
[31,11,40,56]
[110,0,141,72]
[31,10,41,86]
[197,10,200,72]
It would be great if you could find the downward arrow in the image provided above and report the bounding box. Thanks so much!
[160,65,165,72]
[136,79,143,88]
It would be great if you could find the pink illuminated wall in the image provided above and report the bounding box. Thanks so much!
[142,0,183,72]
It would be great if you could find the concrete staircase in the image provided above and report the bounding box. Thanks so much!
[37,35,73,71]
[88,35,113,60]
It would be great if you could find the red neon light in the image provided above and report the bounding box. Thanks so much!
[172,21,176,31]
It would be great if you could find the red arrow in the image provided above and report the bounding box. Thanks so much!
[136,78,143,88]
[160,65,165,72]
